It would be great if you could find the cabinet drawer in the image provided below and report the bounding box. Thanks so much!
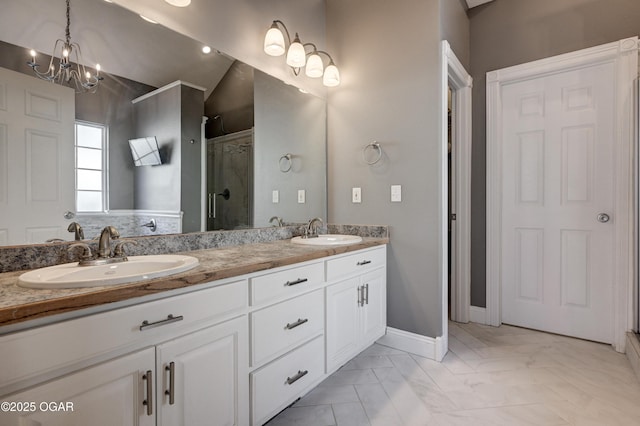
[250,261,324,306]
[251,336,324,426]
[0,280,247,393]
[327,246,386,282]
[251,289,324,367]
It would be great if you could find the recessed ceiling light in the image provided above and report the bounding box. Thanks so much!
[164,0,191,6]
[140,15,158,24]
[202,46,211,54]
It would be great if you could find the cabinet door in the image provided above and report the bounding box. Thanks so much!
[156,316,248,426]
[360,268,387,346]
[325,277,360,373]
[1,348,155,426]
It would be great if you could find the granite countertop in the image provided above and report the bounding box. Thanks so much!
[0,237,388,329]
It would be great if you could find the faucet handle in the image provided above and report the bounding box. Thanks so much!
[68,243,93,261]
[113,240,137,258]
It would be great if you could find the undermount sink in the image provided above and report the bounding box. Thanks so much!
[291,234,363,246]
[18,255,200,289]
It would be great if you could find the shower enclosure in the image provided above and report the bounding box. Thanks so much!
[206,129,253,230]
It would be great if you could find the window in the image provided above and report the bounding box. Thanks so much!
[75,121,107,212]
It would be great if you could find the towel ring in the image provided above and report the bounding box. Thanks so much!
[279,153,293,173]
[362,142,383,165]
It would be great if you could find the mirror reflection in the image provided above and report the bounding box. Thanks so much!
[0,0,327,246]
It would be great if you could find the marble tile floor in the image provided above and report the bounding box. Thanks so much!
[266,322,640,426]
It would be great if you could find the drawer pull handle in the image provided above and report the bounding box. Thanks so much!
[143,370,153,416]
[140,314,184,331]
[284,278,308,287]
[357,260,372,266]
[285,369,309,385]
[285,318,309,330]
[165,362,175,405]
[364,283,369,305]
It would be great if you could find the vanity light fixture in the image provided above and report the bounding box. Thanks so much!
[263,20,340,87]
[27,0,103,93]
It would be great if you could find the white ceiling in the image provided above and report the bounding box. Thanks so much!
[0,0,235,95]
[466,0,494,9]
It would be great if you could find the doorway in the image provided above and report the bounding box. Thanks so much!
[486,37,638,352]
[441,41,473,344]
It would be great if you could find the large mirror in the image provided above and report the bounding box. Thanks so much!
[0,0,327,246]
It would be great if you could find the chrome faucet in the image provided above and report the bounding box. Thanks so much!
[269,216,284,227]
[67,222,84,241]
[304,217,324,239]
[97,226,120,258]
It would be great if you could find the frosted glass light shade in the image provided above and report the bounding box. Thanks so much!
[286,34,306,68]
[305,53,324,78]
[264,26,285,56]
[323,63,340,87]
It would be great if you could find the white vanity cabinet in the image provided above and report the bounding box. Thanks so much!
[0,242,388,426]
[3,347,156,426]
[326,246,387,373]
[0,279,249,426]
[156,316,248,426]
[248,261,327,426]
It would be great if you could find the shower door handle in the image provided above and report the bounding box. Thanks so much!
[208,193,217,219]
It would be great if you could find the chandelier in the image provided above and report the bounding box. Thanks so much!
[27,0,103,93]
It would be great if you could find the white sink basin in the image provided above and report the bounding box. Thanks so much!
[18,255,200,289]
[291,234,363,246]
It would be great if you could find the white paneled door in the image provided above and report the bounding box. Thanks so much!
[499,55,620,343]
[0,66,75,245]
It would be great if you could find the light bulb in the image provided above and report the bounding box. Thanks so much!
[323,62,340,87]
[62,48,69,57]
[30,49,36,58]
[264,23,285,56]
[286,33,306,68]
[96,64,101,73]
[202,45,211,54]
[86,71,91,79]
[305,52,324,78]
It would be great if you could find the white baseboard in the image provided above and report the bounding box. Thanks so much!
[469,306,487,325]
[377,327,447,361]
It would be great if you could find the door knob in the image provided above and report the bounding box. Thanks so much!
[597,213,610,223]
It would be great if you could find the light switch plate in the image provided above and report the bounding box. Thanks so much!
[297,189,306,204]
[272,190,279,203]
[391,185,402,202]
[352,187,362,203]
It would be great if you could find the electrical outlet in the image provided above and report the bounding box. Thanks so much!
[352,187,362,203]
[391,185,402,202]
[272,190,279,203]
[297,189,306,204]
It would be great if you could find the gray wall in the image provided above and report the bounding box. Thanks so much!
[326,0,447,338]
[180,86,205,233]
[134,85,183,212]
[254,70,327,228]
[440,0,471,70]
[468,0,640,307]
[134,84,204,233]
